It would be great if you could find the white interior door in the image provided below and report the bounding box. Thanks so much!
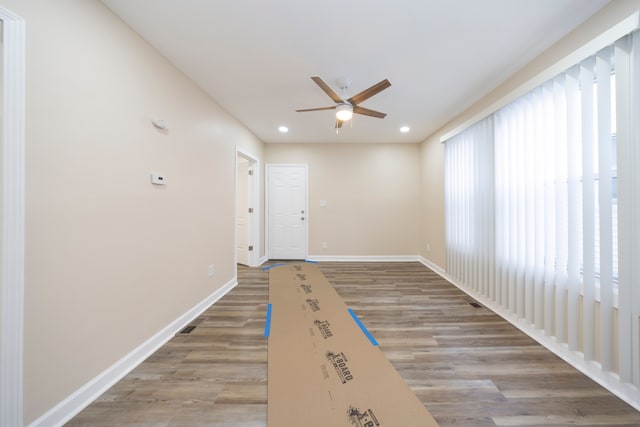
[236,157,249,266]
[268,164,307,260]
[236,148,260,267]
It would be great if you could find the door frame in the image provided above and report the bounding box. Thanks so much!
[266,163,309,260]
[0,7,26,427]
[235,147,260,267]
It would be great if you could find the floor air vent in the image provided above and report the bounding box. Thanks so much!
[469,302,482,308]
[179,325,197,334]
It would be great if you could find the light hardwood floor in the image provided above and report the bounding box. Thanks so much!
[67,262,640,426]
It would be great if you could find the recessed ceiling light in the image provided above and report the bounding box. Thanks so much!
[278,126,289,133]
[400,126,410,133]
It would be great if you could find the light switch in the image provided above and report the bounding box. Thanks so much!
[320,199,327,207]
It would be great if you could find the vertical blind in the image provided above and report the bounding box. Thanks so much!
[445,31,640,398]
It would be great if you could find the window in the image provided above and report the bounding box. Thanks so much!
[444,30,640,389]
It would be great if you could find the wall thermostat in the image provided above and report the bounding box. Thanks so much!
[151,173,167,185]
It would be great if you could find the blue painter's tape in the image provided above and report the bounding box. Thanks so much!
[264,303,273,337]
[262,263,285,271]
[304,259,318,264]
[348,308,378,346]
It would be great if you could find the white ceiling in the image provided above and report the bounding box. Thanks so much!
[101,0,610,144]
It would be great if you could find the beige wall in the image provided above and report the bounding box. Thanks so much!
[420,0,640,270]
[266,143,421,257]
[419,136,446,269]
[2,0,264,423]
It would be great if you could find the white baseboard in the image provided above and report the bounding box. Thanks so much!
[417,256,447,276]
[256,256,269,266]
[307,255,420,262]
[29,277,238,427]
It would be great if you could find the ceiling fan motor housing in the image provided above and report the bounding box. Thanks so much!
[337,77,352,92]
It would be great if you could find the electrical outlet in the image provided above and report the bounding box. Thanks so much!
[322,242,328,249]
[426,243,431,252]
[208,265,214,277]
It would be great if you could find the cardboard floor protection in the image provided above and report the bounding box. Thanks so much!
[267,262,440,427]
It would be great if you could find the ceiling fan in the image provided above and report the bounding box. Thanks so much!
[296,76,391,129]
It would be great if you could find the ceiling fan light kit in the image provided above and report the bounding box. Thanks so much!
[335,104,353,121]
[296,76,391,129]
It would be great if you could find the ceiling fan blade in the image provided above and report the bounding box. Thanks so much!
[311,76,343,104]
[296,106,337,112]
[347,79,391,105]
[353,105,387,119]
